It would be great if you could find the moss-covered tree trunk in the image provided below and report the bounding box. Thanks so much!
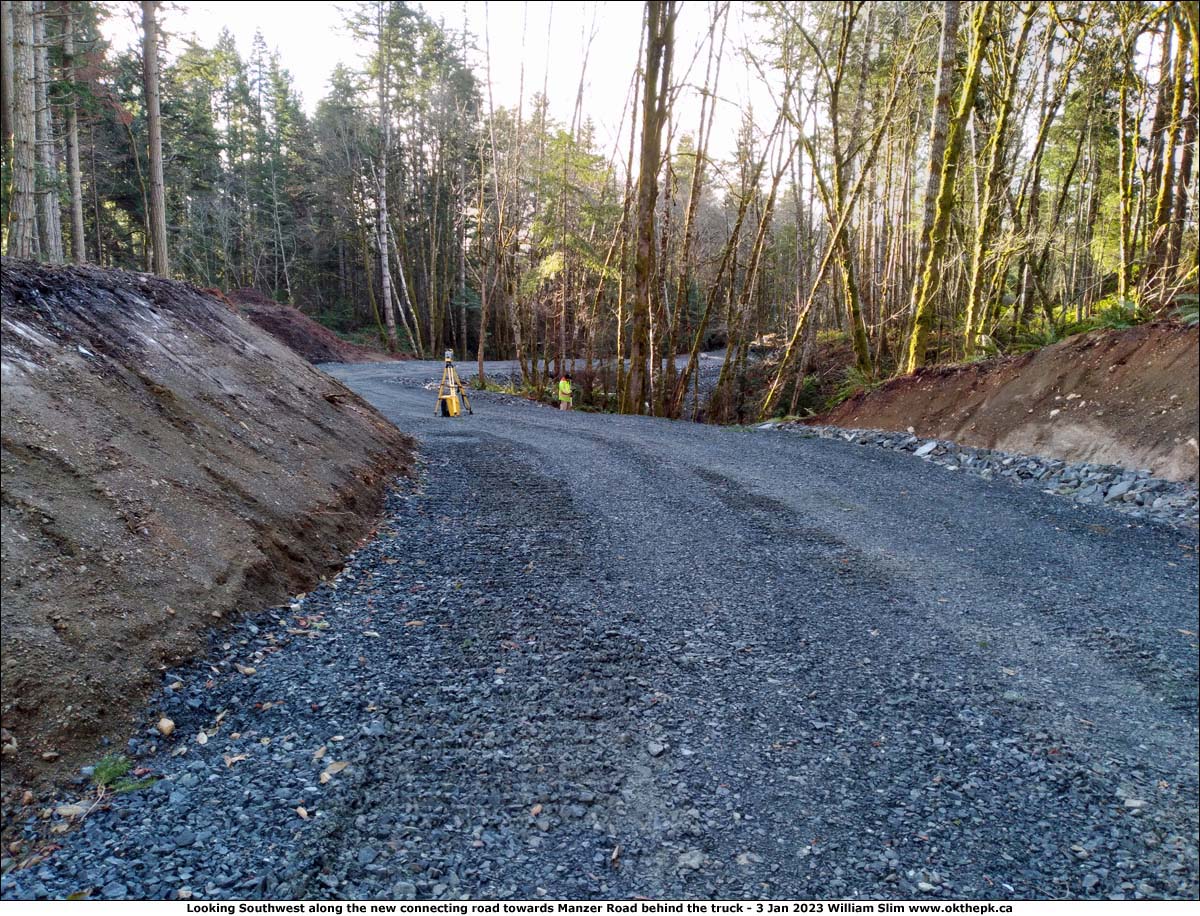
[904,1,994,374]
[962,6,1032,354]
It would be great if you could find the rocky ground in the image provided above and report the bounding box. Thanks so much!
[3,357,1196,901]
[766,425,1199,530]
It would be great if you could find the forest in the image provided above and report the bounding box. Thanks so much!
[2,0,1197,419]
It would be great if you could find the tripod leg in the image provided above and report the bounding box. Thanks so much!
[436,365,451,415]
[450,366,472,414]
[458,369,472,414]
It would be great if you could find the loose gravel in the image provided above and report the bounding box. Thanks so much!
[765,424,1199,530]
[3,360,1197,902]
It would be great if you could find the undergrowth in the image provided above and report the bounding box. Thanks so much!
[831,366,885,406]
[1012,296,1149,352]
[1174,294,1199,326]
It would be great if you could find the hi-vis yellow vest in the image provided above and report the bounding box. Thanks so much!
[558,379,572,401]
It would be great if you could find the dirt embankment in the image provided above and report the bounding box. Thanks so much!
[818,322,1199,481]
[225,288,397,364]
[0,260,413,791]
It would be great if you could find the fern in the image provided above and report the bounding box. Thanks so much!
[830,366,882,407]
[1173,294,1199,326]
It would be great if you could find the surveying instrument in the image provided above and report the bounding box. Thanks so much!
[435,350,473,417]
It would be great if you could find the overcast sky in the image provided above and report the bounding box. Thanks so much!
[101,1,777,162]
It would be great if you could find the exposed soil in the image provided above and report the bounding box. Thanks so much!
[818,322,1199,481]
[0,260,413,795]
[225,288,397,365]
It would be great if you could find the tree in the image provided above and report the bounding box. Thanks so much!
[910,0,960,325]
[33,0,63,261]
[904,1,994,373]
[142,0,168,274]
[62,0,88,263]
[962,3,1034,354]
[623,0,676,415]
[5,0,37,259]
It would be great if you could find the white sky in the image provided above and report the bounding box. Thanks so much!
[101,1,778,163]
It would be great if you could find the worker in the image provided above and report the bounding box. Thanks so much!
[558,373,573,411]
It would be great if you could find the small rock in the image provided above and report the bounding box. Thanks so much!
[678,849,705,870]
[646,740,666,757]
[914,442,937,458]
[157,718,176,738]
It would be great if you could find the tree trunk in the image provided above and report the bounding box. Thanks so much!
[375,3,398,349]
[62,1,86,264]
[142,1,169,275]
[904,1,994,373]
[33,0,62,262]
[910,0,960,320]
[1146,12,1185,299]
[475,168,490,381]
[5,1,36,259]
[1166,81,1195,281]
[2,0,14,158]
[963,7,1033,353]
[623,0,675,415]
[1115,11,1141,307]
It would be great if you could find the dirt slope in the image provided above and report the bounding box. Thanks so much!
[0,260,412,790]
[226,288,396,364]
[819,322,1199,481]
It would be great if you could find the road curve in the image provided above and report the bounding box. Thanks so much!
[4,357,1195,902]
[321,359,1199,899]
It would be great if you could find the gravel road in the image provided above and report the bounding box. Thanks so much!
[4,358,1197,902]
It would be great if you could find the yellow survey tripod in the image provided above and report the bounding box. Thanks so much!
[435,350,473,417]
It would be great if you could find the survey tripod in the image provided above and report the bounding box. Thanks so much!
[435,350,473,417]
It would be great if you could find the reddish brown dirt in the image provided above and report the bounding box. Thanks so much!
[226,288,398,364]
[0,260,413,793]
[818,322,1199,481]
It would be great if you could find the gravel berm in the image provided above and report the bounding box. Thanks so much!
[3,358,1197,901]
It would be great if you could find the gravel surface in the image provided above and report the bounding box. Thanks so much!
[3,358,1197,901]
[764,424,1199,530]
